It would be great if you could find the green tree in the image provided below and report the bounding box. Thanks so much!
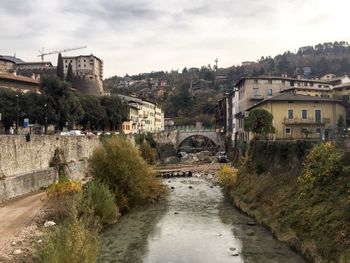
[244,108,275,136]
[57,53,64,80]
[100,96,127,131]
[66,63,73,82]
[78,95,106,130]
[40,76,84,130]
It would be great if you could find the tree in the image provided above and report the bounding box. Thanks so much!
[244,108,275,137]
[66,63,73,82]
[57,53,64,80]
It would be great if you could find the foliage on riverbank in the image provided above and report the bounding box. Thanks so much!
[37,176,118,262]
[217,165,237,191]
[89,137,167,211]
[223,140,350,262]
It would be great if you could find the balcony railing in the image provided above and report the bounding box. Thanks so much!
[250,94,264,100]
[283,117,331,125]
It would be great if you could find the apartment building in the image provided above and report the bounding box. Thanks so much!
[118,94,164,134]
[246,93,347,140]
[234,76,333,140]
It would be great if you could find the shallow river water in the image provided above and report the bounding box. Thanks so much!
[99,177,306,263]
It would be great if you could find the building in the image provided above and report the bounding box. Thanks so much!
[118,94,164,133]
[0,72,40,93]
[246,93,347,140]
[63,54,105,96]
[234,76,333,140]
[16,62,55,79]
[142,99,156,132]
[155,106,163,131]
[0,56,22,73]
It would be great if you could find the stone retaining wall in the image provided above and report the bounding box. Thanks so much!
[0,135,100,202]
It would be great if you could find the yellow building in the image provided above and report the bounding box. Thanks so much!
[247,93,347,140]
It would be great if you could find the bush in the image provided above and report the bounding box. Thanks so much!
[89,137,167,211]
[140,142,156,165]
[299,142,343,188]
[38,217,98,263]
[46,179,82,222]
[85,181,119,225]
[217,165,238,191]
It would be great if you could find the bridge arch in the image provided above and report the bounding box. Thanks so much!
[177,131,219,148]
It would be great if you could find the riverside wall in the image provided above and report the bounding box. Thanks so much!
[0,135,100,202]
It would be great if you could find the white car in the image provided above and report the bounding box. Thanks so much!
[69,130,84,136]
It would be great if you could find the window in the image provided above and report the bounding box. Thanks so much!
[267,89,272,96]
[315,109,321,123]
[285,127,292,134]
[316,128,321,134]
[288,109,294,119]
[268,80,272,84]
[301,109,307,119]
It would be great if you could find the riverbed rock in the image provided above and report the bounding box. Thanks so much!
[189,186,193,189]
[13,249,22,255]
[231,253,239,257]
[44,221,56,228]
[229,247,236,251]
[246,221,256,226]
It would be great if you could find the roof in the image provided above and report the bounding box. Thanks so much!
[117,94,143,104]
[17,61,53,66]
[333,82,350,90]
[0,73,40,85]
[247,93,348,111]
[234,76,331,87]
[62,54,102,63]
[0,55,25,64]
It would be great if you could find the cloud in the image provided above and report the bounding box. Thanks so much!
[0,0,349,77]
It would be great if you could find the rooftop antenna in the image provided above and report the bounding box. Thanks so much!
[214,58,218,71]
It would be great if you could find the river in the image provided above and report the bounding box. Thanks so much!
[99,177,306,263]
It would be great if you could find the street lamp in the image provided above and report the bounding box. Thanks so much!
[44,103,48,134]
[15,94,19,135]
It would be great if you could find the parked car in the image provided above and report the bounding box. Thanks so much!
[69,130,84,136]
[217,151,228,163]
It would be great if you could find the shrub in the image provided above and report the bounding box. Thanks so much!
[38,217,98,263]
[217,165,238,191]
[140,142,156,165]
[47,179,82,222]
[85,181,119,225]
[89,137,167,211]
[299,142,343,188]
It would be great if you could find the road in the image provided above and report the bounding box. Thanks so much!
[0,191,46,256]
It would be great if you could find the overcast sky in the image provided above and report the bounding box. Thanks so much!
[1,0,349,78]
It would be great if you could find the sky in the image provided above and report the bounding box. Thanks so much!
[1,0,350,78]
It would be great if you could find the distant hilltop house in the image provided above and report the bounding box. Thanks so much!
[63,54,106,96]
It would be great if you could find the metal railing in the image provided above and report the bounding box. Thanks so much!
[283,117,331,124]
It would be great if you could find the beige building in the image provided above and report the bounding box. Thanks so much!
[63,54,104,95]
[155,106,163,131]
[247,93,347,140]
[142,100,156,132]
[234,76,333,140]
[118,94,164,133]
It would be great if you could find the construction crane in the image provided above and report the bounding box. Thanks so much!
[37,46,87,62]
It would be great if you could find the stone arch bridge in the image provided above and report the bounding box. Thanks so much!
[154,127,223,149]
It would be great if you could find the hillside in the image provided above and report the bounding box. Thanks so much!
[104,41,350,127]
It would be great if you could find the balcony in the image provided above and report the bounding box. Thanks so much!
[250,94,264,100]
[283,117,331,125]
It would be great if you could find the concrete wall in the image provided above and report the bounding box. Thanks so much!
[0,135,100,202]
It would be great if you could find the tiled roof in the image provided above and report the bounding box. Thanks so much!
[0,55,25,64]
[247,93,347,111]
[0,73,40,85]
